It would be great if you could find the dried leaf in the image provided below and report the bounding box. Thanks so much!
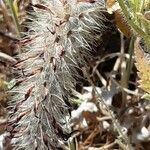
[114,10,131,38]
[134,37,150,93]
[106,0,115,8]
[106,0,131,37]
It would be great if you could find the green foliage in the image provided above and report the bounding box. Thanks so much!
[117,0,150,49]
[117,0,150,96]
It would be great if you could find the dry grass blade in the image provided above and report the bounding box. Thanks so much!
[0,52,17,63]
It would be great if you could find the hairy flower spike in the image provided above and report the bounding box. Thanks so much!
[8,0,106,149]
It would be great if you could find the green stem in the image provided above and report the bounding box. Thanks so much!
[126,36,135,85]
[7,0,20,37]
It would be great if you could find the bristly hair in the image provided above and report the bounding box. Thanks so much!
[7,0,106,149]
